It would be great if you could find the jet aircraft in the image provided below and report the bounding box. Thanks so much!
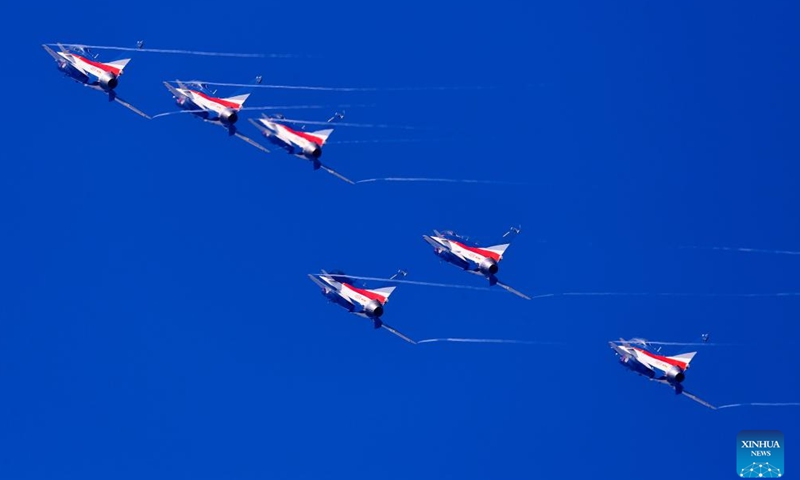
[162,80,270,153]
[423,226,529,299]
[308,270,414,343]
[609,338,716,409]
[42,43,150,119]
[248,113,353,184]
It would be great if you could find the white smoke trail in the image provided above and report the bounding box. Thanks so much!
[417,338,566,346]
[151,109,206,119]
[330,275,497,292]
[262,118,423,130]
[636,341,739,347]
[51,43,298,58]
[561,292,800,298]
[241,104,376,112]
[717,402,800,409]
[327,138,445,145]
[356,177,529,185]
[151,105,375,120]
[184,81,496,92]
[682,246,800,256]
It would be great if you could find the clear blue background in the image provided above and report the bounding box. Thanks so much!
[1,1,799,478]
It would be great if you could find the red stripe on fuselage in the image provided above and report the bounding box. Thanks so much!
[450,240,501,261]
[277,123,324,146]
[342,283,386,304]
[191,90,242,110]
[633,348,688,369]
[72,54,121,76]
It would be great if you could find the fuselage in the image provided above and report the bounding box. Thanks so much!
[614,344,688,385]
[174,95,207,119]
[426,235,500,272]
[432,244,472,270]
[319,275,386,316]
[618,352,657,379]
[57,59,90,84]
[317,275,388,317]
[174,88,239,123]
[55,52,120,89]
[258,120,323,159]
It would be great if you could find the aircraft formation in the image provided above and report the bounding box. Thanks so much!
[42,41,794,412]
[43,42,371,184]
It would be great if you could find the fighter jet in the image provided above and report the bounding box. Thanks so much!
[41,43,150,119]
[609,338,716,409]
[423,226,529,299]
[308,270,414,343]
[161,80,270,153]
[248,113,354,184]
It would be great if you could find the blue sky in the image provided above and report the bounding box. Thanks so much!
[1,1,799,478]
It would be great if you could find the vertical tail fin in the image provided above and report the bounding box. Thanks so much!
[366,286,396,302]
[481,225,521,261]
[222,93,251,108]
[483,243,511,260]
[103,58,131,74]
[220,76,261,107]
[309,129,334,145]
[667,352,697,368]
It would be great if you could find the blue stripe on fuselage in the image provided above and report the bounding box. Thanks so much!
[176,97,213,120]
[326,291,356,312]
[649,363,669,379]
[264,134,301,155]
[59,62,90,85]
[435,248,473,270]
[619,355,656,378]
